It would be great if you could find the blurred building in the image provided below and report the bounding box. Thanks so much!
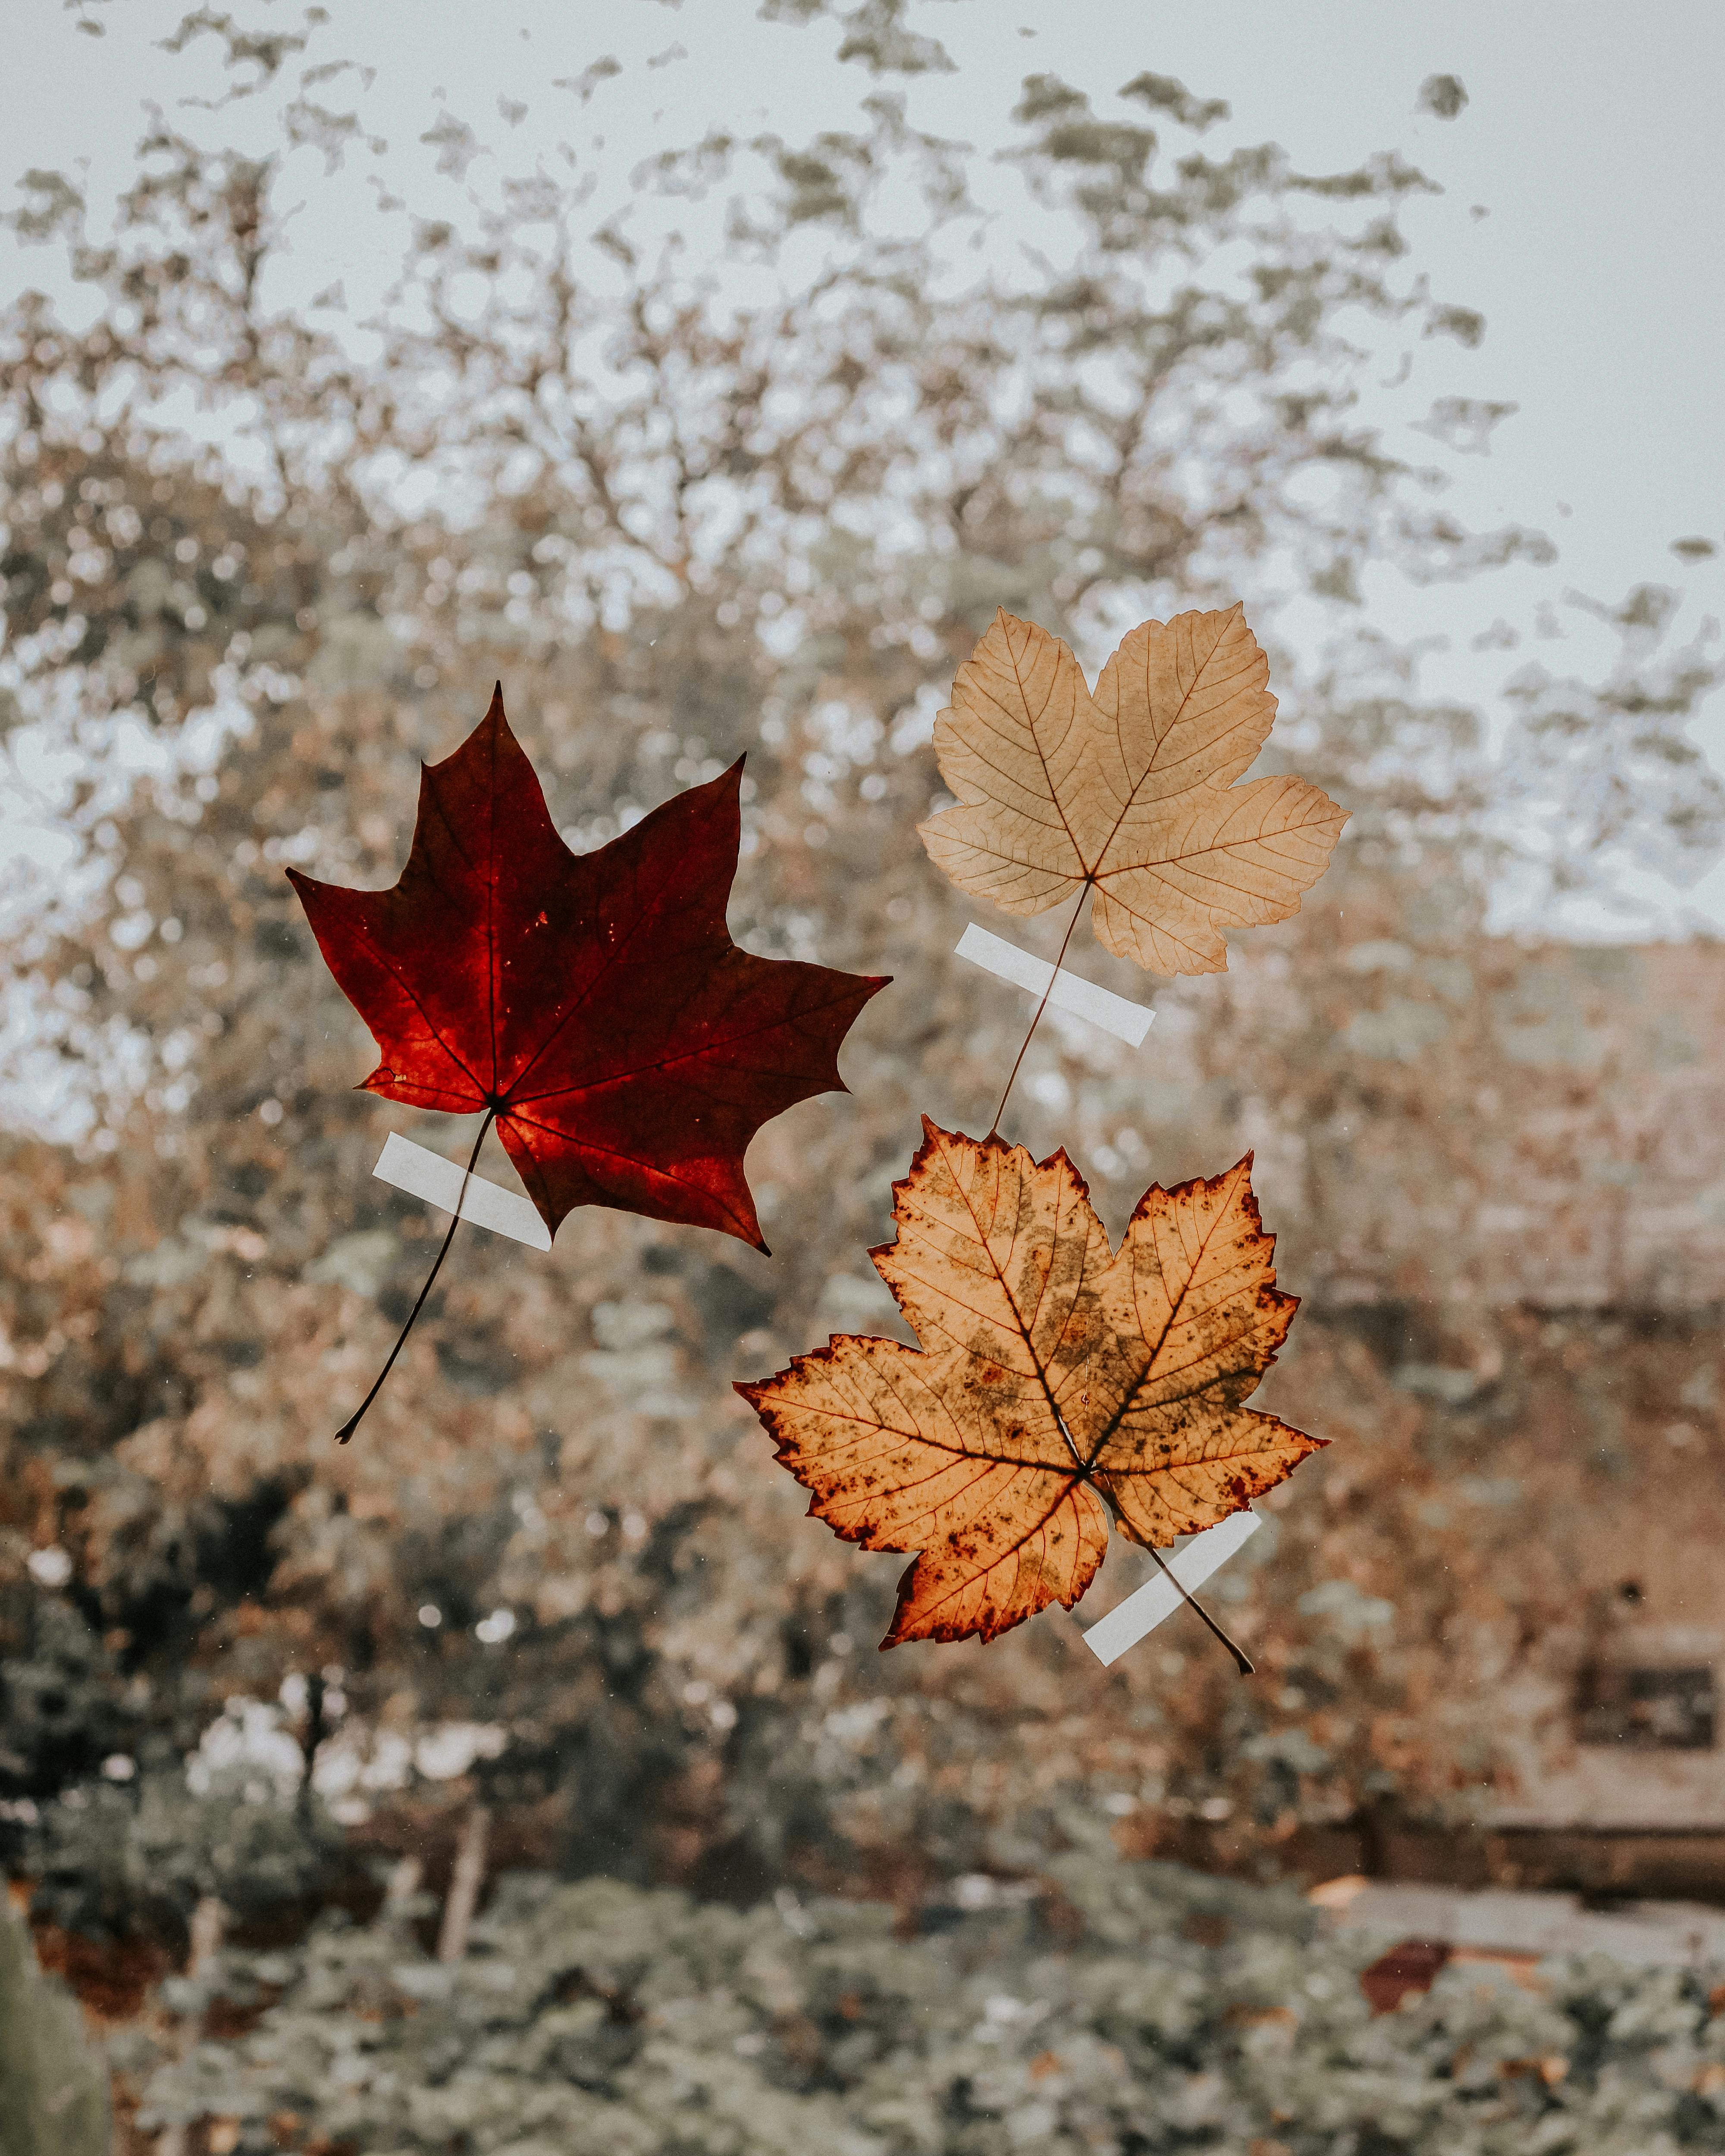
[1327,935,1725,1893]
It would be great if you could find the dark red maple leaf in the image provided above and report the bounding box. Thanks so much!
[290,685,886,1439]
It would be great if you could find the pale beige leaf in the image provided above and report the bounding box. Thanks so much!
[919,601,1347,975]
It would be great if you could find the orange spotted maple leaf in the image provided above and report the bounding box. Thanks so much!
[737,1119,1322,1650]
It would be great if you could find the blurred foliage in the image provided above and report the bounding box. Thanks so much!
[131,1848,1725,2155]
[0,0,1722,1980]
[26,1766,344,1950]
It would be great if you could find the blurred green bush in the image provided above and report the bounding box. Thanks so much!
[133,1846,1725,2156]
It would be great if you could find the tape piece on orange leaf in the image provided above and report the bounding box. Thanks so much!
[1078,1510,1262,1666]
[372,1132,552,1251]
[955,923,1154,1047]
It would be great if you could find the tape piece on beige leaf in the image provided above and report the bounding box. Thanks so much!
[955,923,1154,1047]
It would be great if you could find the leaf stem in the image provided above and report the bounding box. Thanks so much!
[984,890,1253,1677]
[987,881,1090,1139]
[332,1109,497,1445]
[1053,1412,1253,1678]
[1138,1538,1255,1678]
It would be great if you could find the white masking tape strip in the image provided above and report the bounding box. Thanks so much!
[1079,1510,1261,1667]
[373,1132,552,1252]
[956,923,1154,1047]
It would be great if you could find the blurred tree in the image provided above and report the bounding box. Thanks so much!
[1,0,1721,1940]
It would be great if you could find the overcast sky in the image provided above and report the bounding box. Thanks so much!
[5,0,1724,934]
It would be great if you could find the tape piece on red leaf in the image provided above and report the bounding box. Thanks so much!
[372,1132,552,1251]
